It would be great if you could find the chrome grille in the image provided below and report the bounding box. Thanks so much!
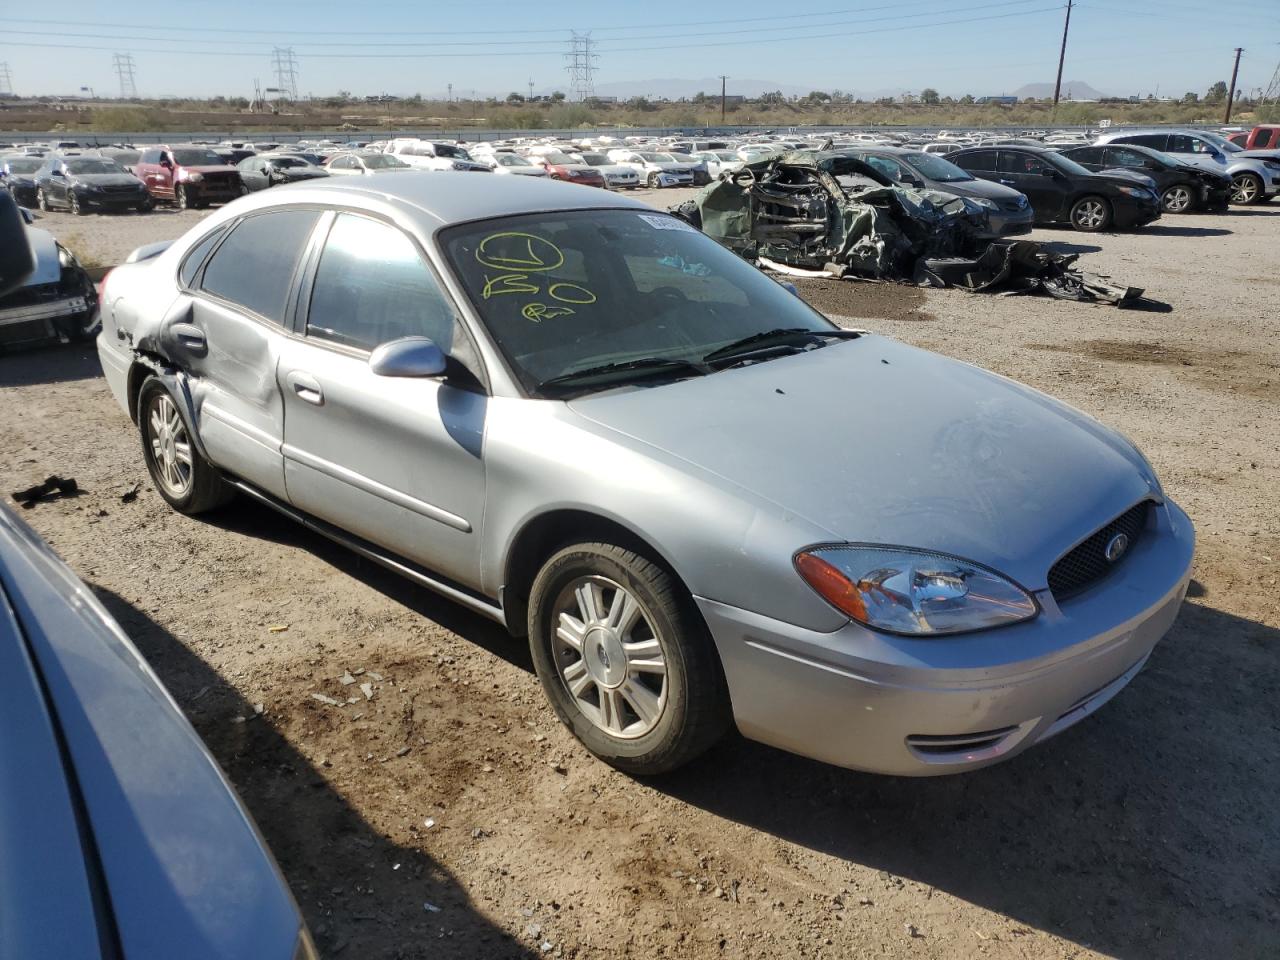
[1048,501,1152,602]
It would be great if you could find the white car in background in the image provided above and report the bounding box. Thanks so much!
[606,150,696,187]
[323,152,414,176]
[385,139,490,172]
[485,153,550,177]
[573,152,641,189]
[691,151,745,179]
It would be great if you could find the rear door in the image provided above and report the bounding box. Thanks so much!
[951,149,998,182]
[163,208,322,499]
[276,211,488,589]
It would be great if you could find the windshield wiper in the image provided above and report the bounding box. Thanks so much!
[702,327,860,367]
[537,357,708,395]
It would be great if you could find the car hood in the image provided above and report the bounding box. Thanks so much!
[71,173,141,187]
[21,226,61,287]
[647,162,693,172]
[1235,148,1280,162]
[1095,169,1156,189]
[567,335,1158,589]
[500,166,549,175]
[277,167,328,178]
[594,164,638,175]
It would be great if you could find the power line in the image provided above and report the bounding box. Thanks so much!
[564,32,597,101]
[112,52,137,99]
[271,46,298,100]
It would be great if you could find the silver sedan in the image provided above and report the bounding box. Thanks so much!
[97,174,1194,776]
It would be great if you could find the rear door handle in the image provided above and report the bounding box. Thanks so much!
[286,371,324,406]
[170,322,206,351]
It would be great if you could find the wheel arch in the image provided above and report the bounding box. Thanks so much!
[501,508,690,638]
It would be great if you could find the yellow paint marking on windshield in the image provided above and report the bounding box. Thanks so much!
[476,232,565,272]
[521,303,576,323]
[548,282,597,305]
[482,273,539,299]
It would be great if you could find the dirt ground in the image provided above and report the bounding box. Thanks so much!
[3,190,1278,960]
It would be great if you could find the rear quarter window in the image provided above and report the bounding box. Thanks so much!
[179,227,228,288]
[199,210,320,324]
[955,150,996,172]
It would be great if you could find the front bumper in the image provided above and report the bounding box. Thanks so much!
[697,498,1194,776]
[76,191,150,211]
[990,207,1034,236]
[1112,196,1163,228]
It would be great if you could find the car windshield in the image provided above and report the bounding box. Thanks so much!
[271,157,308,168]
[362,153,408,168]
[538,151,574,164]
[441,209,836,395]
[901,152,973,182]
[637,153,671,162]
[496,154,532,167]
[5,156,41,173]
[578,154,609,166]
[65,159,123,174]
[1047,152,1093,177]
[1199,132,1242,153]
[714,152,738,160]
[172,149,223,166]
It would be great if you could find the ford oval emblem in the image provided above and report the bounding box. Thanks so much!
[1105,533,1130,563]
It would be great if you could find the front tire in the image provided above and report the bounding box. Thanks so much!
[1070,195,1112,232]
[138,378,232,514]
[36,187,49,212]
[69,192,84,216]
[1230,172,1263,205]
[175,184,189,210]
[528,542,731,776]
[1161,184,1194,213]
[647,172,660,188]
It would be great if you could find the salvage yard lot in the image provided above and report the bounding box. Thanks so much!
[2,193,1278,959]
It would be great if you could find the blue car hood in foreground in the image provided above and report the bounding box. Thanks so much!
[0,505,302,959]
[570,335,1159,591]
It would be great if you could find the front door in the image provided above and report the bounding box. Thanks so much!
[276,211,488,590]
[997,150,1071,220]
[161,208,322,500]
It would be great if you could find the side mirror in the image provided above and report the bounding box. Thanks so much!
[0,190,35,297]
[369,336,447,378]
[160,158,173,168]
[51,169,65,178]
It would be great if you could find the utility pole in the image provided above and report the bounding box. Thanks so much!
[1224,47,1243,124]
[0,62,13,97]
[719,74,728,123]
[1052,0,1074,109]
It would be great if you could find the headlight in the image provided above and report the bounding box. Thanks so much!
[1264,160,1280,171]
[185,172,204,183]
[57,244,77,268]
[565,169,581,177]
[1116,185,1153,199]
[794,545,1038,636]
[969,197,997,210]
[451,161,469,171]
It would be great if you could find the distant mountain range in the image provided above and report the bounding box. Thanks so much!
[1012,80,1111,101]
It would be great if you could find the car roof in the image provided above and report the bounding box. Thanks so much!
[227,171,654,228]
[951,144,1055,154]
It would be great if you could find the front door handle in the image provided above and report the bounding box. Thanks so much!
[286,371,324,406]
[170,322,206,352]
[998,179,1015,185]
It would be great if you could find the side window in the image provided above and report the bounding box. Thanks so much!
[1257,129,1276,149]
[179,226,227,288]
[956,150,996,171]
[200,210,320,324]
[862,155,903,180]
[1069,147,1104,165]
[1105,147,1145,168]
[140,149,159,164]
[1165,135,1197,153]
[331,156,352,169]
[997,152,1045,175]
[1125,134,1168,150]
[306,214,456,352]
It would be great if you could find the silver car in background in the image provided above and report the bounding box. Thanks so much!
[97,175,1194,777]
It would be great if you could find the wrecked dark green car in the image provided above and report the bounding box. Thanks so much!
[671,151,1146,307]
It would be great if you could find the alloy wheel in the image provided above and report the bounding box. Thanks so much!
[69,192,82,215]
[551,575,668,739]
[1073,199,1106,229]
[1231,175,1259,204]
[36,187,48,211]
[148,393,193,498]
[176,185,188,210]
[1162,185,1193,213]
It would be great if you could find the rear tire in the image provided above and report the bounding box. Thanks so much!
[176,184,189,210]
[36,187,49,212]
[138,377,233,514]
[527,542,731,776]
[69,192,84,216]
[1069,195,1112,232]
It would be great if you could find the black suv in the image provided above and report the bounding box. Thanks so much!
[1056,143,1231,214]
[947,145,1161,232]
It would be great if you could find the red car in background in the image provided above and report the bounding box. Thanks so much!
[524,149,607,188]
[134,145,242,209]
[1224,125,1280,150]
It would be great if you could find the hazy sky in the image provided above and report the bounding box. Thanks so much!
[2,0,1275,101]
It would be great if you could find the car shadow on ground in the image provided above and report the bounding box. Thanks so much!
[1039,240,1103,256]
[656,599,1279,960]
[1135,225,1234,238]
[91,585,537,960]
[0,342,103,386]
[201,496,530,673]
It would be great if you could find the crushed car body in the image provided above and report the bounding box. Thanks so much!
[671,150,1145,306]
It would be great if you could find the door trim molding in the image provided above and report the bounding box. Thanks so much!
[282,443,472,533]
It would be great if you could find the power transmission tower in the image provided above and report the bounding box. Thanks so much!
[564,32,598,102]
[1052,0,1074,109]
[271,47,299,101]
[113,53,138,99]
[0,63,12,96]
